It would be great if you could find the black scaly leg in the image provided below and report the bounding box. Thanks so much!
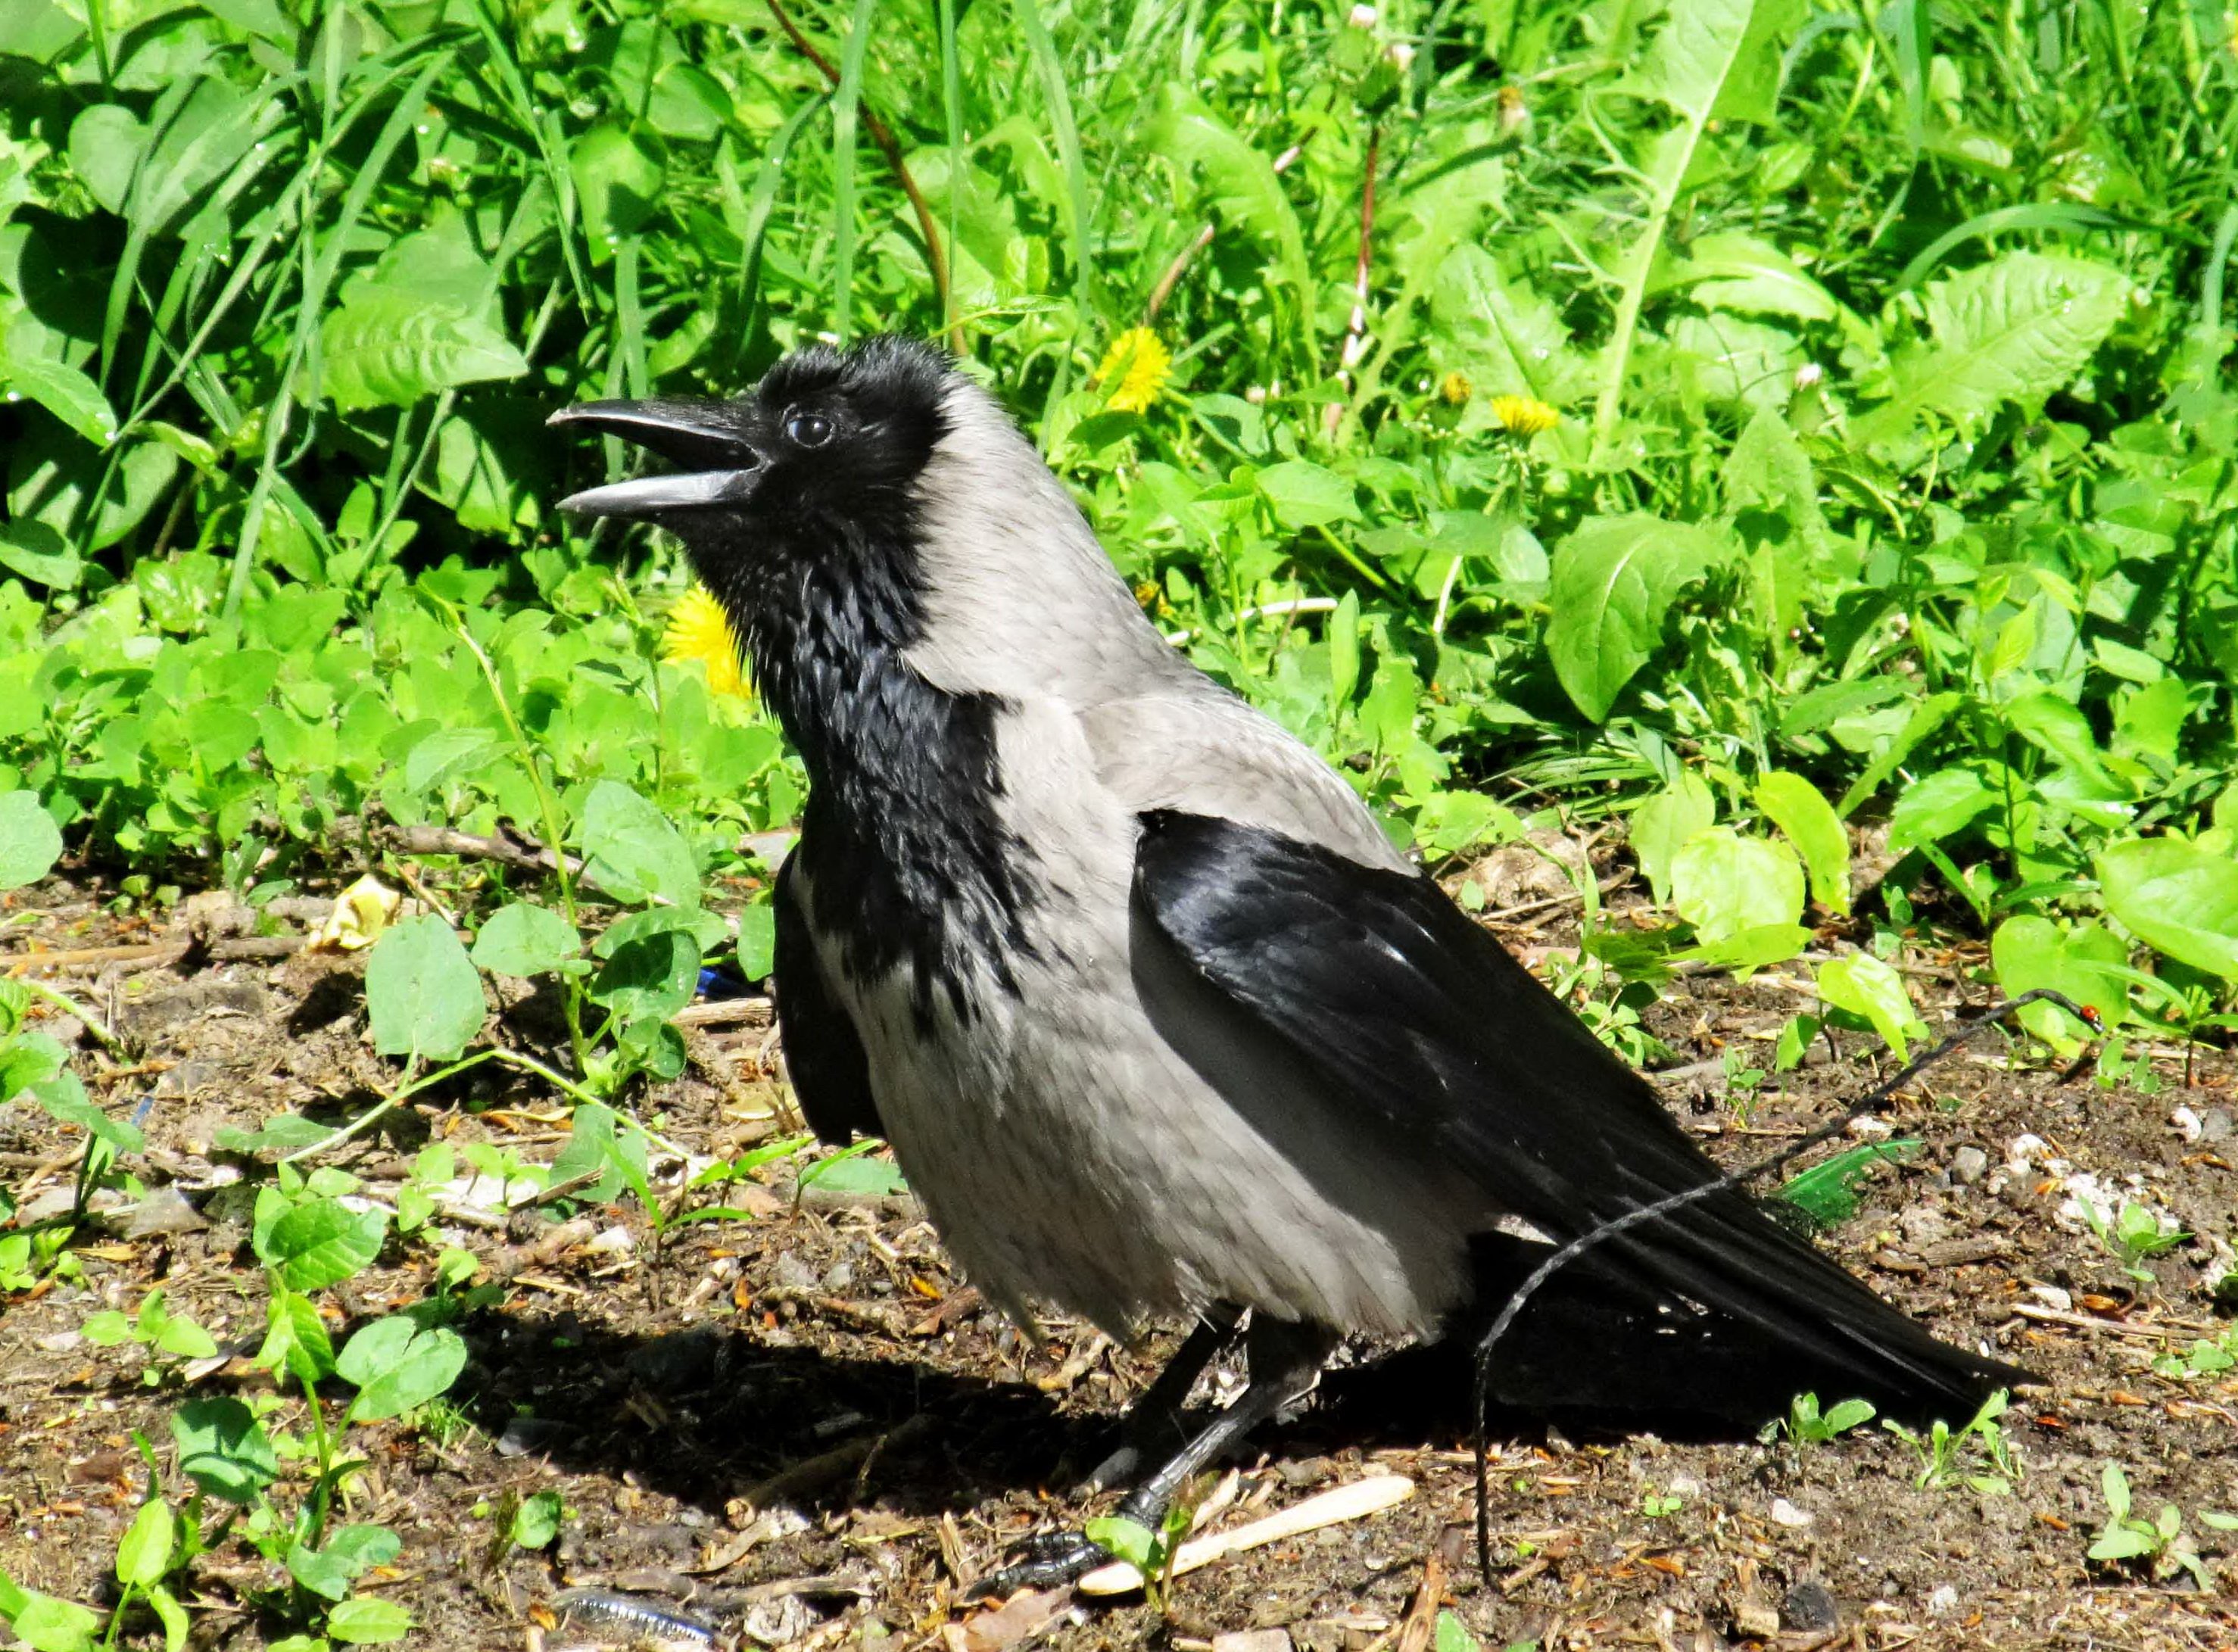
[966,1315,1336,1601]
[1080,1301,1245,1492]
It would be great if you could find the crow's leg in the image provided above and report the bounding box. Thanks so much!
[1080,1300,1245,1493]
[966,1315,1335,1601]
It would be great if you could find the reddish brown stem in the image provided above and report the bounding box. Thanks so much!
[766,0,963,354]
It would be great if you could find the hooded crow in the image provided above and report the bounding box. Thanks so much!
[553,336,2026,1588]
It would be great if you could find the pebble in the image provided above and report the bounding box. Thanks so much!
[1783,1580,1841,1632]
[820,1260,856,1292]
[1925,1583,1960,1618]
[1212,1632,1292,1652]
[1769,1498,1814,1529]
[771,1251,819,1291]
[2030,1283,2073,1311]
[1665,1472,1703,1498]
[1950,1146,1990,1185]
[584,1224,636,1258]
[2201,1108,2233,1145]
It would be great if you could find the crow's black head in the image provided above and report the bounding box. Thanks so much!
[550,334,955,561]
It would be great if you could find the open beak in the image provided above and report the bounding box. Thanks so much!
[549,399,765,519]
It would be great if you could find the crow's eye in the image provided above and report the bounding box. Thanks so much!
[784,410,834,449]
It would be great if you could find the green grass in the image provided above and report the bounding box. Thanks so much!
[5,0,2238,1074]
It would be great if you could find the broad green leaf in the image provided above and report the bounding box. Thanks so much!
[737,903,778,980]
[1671,828,1804,943]
[0,519,85,590]
[1990,916,2126,1047]
[1430,245,1586,404]
[172,1398,278,1504]
[319,288,528,412]
[0,790,63,891]
[259,1289,335,1386]
[1753,771,1850,914]
[1143,91,1309,299]
[286,1525,400,1603]
[1629,772,1716,906]
[1546,513,1728,722]
[510,1491,564,1550]
[257,1198,389,1293]
[365,915,485,1060]
[472,902,581,977]
[1663,230,1841,323]
[1257,461,1358,530]
[1623,0,1802,126]
[1432,1611,1481,1652]
[4,319,117,444]
[115,1496,176,1588]
[1816,953,1927,1059]
[0,1580,99,1652]
[2096,838,2238,980]
[1851,253,2130,455]
[800,1150,909,1197]
[1887,766,1996,856]
[338,1316,466,1422]
[326,1596,413,1644]
[581,780,699,907]
[569,124,664,244]
[402,726,501,795]
[2005,693,2114,788]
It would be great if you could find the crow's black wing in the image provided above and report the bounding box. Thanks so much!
[1133,810,2026,1417]
[774,854,881,1146]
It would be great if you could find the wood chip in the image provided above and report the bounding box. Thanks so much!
[1077,1474,1414,1596]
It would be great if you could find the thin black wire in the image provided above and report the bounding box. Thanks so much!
[1470,988,2100,1581]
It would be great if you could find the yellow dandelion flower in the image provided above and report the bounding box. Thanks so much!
[1438,371,1473,407]
[662,583,750,699]
[1096,327,1172,415]
[1488,394,1558,437]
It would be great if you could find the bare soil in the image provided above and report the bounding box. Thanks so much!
[3,871,2234,1652]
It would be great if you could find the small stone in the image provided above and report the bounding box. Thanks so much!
[821,1261,856,1293]
[1769,1498,1814,1529]
[584,1224,635,1258]
[2173,1107,2205,1143]
[771,1251,818,1291]
[1213,1632,1292,1652]
[1783,1581,1841,1632]
[121,1186,208,1238]
[1900,1205,1952,1246]
[1925,1583,1959,1619]
[2200,1108,2233,1145]
[1664,1472,1703,1498]
[1950,1147,1990,1185]
[495,1417,578,1458]
[2030,1283,2074,1312]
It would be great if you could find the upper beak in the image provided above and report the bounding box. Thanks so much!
[549,399,765,519]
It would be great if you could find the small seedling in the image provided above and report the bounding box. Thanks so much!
[1084,1491,1196,1612]
[1763,1392,1877,1447]
[2087,1462,2237,1590]
[81,1289,220,1386]
[1640,1488,1684,1518]
[2079,1198,2189,1285]
[1882,1389,2018,1495]
[2152,1326,2237,1380]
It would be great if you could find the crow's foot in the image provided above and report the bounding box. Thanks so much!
[960,1530,1111,1601]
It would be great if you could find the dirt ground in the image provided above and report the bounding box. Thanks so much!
[2,865,2234,1652]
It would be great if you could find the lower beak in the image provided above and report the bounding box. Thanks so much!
[549,399,764,519]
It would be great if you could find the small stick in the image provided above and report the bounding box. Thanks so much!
[1470,989,2099,1582]
[2008,1303,2196,1342]
[1145,141,1307,323]
[1077,1473,1415,1596]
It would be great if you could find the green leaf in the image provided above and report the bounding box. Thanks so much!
[337,1317,467,1422]
[1886,766,1995,856]
[319,288,528,412]
[1629,775,1716,908]
[800,1150,909,1197]
[1256,460,1359,530]
[510,1491,563,1551]
[3,319,118,445]
[401,726,501,796]
[1143,91,1309,300]
[365,915,486,1061]
[286,1526,400,1603]
[260,1288,335,1387]
[0,790,63,892]
[147,1583,189,1652]
[1081,1514,1159,1573]
[1990,916,2126,1048]
[2096,838,2238,980]
[115,1496,176,1589]
[472,903,581,978]
[0,519,86,590]
[736,902,778,980]
[589,927,700,1023]
[172,1398,278,1504]
[257,1198,389,1293]
[1433,1611,1482,1652]
[1851,253,2131,456]
[1816,953,1926,1059]
[1546,513,1728,722]
[581,780,699,907]
[1623,0,1801,126]
[1753,771,1850,915]
[326,1596,413,1644]
[569,124,664,244]
[1671,828,1805,943]
[2005,694,2112,787]
[0,1577,100,1652]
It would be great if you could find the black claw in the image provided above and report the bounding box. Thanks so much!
[961,1531,1111,1601]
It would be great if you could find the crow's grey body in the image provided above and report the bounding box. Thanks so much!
[553,339,2028,1588]
[801,381,1491,1340]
